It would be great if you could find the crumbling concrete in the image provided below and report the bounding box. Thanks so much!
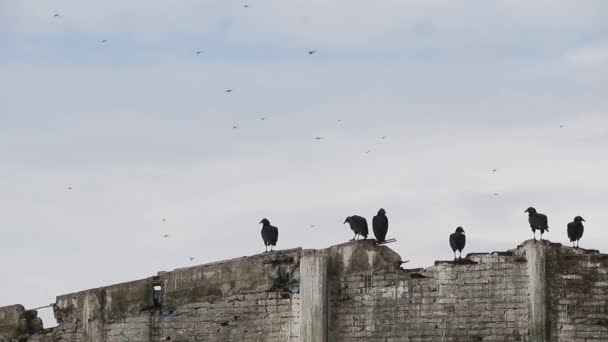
[3,239,608,341]
[299,250,329,342]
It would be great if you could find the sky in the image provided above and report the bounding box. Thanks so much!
[1,0,608,326]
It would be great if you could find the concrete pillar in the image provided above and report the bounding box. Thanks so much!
[299,250,329,342]
[83,291,104,342]
[525,242,548,342]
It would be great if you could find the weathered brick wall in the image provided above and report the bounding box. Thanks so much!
[327,242,530,341]
[546,244,608,341]
[2,248,302,342]
[6,240,608,342]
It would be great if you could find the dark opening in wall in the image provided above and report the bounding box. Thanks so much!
[153,285,162,307]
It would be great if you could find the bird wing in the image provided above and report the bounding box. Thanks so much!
[567,222,576,241]
[261,226,273,244]
[449,233,458,251]
[449,233,466,251]
[269,225,279,244]
[358,216,369,236]
[539,213,549,230]
[372,215,388,241]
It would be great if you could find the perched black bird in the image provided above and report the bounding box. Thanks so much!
[372,208,388,244]
[449,227,466,259]
[567,216,585,248]
[344,215,368,241]
[525,207,549,240]
[260,218,278,252]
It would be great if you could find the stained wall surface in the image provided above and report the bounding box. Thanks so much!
[2,240,607,342]
[327,242,530,341]
[546,244,608,341]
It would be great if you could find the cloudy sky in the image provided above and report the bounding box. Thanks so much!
[1,0,608,325]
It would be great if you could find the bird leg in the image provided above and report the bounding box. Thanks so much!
[265,245,268,253]
[350,233,357,242]
[540,231,544,241]
[533,231,537,241]
[453,251,457,260]
[459,251,462,260]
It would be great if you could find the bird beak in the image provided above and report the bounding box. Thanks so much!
[524,209,528,213]
[582,218,586,222]
[259,220,263,224]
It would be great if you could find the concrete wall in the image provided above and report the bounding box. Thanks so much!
[545,243,608,341]
[328,241,530,341]
[3,240,608,341]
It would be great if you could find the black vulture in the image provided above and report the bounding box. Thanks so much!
[372,208,388,244]
[525,207,549,240]
[260,218,278,252]
[567,216,585,248]
[344,215,368,241]
[449,227,466,259]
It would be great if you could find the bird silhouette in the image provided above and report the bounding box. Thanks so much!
[260,218,279,252]
[344,215,368,241]
[372,208,388,244]
[226,89,233,93]
[525,207,549,240]
[567,216,585,248]
[163,234,170,238]
[307,50,317,55]
[196,51,202,55]
[232,125,239,129]
[449,227,466,259]
[53,13,60,17]
[161,218,167,222]
[101,40,107,43]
